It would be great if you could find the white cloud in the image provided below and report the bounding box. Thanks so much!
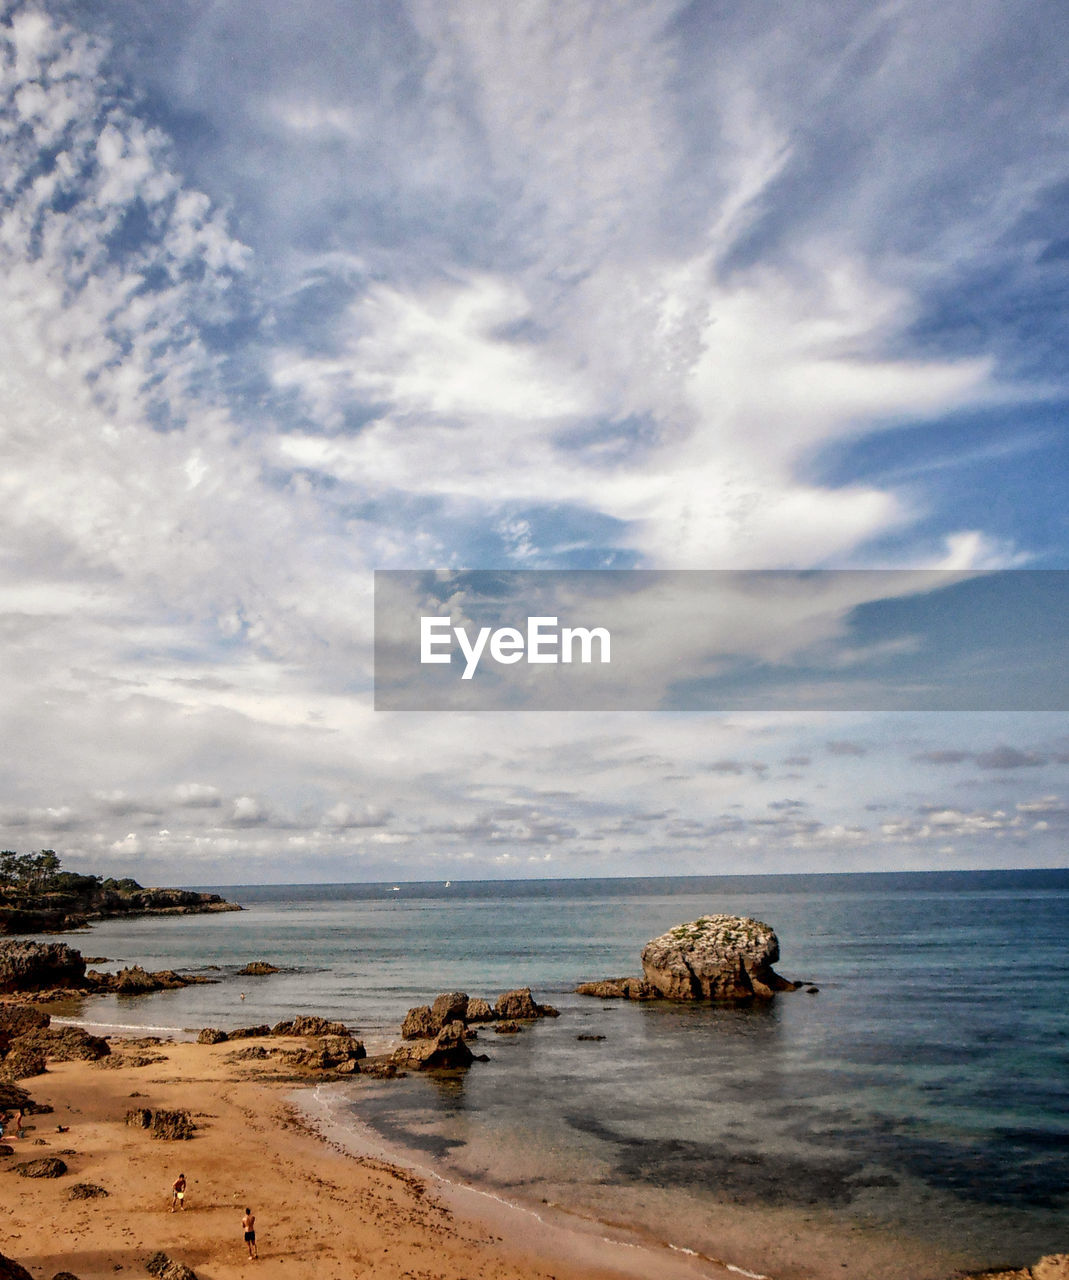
[0,2,1064,881]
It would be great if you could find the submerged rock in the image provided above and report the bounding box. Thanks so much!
[641,915,798,1001]
[238,961,279,976]
[574,977,656,1000]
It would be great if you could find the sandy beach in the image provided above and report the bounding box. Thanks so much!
[0,1036,727,1280]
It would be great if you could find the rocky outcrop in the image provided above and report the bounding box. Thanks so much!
[396,986,559,1064]
[151,1110,195,1141]
[12,1026,109,1063]
[85,966,214,995]
[393,1019,473,1070]
[495,987,559,1020]
[0,1253,33,1280]
[400,1005,437,1040]
[13,1156,67,1177]
[285,1035,365,1072]
[123,1107,194,1139]
[196,1028,228,1045]
[578,915,799,1004]
[977,1256,1069,1280]
[574,977,656,1000]
[68,1182,109,1199]
[640,915,797,1000]
[0,1003,50,1046]
[0,942,85,994]
[238,961,279,976]
[0,1044,46,1080]
[0,1081,34,1113]
[271,1015,350,1037]
[145,1251,199,1280]
[0,868,240,937]
[432,992,469,1024]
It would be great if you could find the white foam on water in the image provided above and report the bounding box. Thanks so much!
[48,1015,195,1039]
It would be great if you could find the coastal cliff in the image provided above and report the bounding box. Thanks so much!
[0,851,239,935]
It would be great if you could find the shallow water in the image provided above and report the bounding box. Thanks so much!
[43,871,1069,1277]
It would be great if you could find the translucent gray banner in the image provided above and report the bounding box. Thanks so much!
[373,569,1069,711]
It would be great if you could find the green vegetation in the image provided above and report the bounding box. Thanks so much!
[0,850,230,935]
[0,849,139,899]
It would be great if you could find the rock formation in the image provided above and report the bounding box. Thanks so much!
[0,1253,33,1280]
[151,1110,195,1141]
[271,1015,350,1037]
[574,977,656,1000]
[146,1250,199,1280]
[238,961,279,976]
[0,942,85,993]
[0,1003,50,1047]
[495,987,559,1019]
[640,915,797,1000]
[399,987,559,1044]
[0,854,240,935]
[85,966,215,995]
[400,1005,437,1039]
[393,1019,474,1069]
[13,1156,67,1177]
[578,914,799,1003]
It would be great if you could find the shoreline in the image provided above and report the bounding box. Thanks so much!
[1,1034,731,1280]
[298,1077,749,1280]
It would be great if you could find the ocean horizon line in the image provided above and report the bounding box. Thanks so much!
[188,865,1069,896]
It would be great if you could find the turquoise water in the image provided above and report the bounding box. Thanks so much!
[43,871,1069,1277]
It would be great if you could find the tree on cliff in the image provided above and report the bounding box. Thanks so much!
[0,850,100,896]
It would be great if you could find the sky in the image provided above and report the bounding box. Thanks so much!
[1,0,1067,884]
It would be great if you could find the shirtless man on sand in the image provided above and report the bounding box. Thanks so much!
[171,1173,186,1211]
[242,1207,258,1259]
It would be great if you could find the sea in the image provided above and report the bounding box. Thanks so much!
[42,870,1069,1280]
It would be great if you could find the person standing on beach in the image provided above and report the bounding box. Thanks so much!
[171,1173,186,1211]
[242,1207,257,1259]
[12,1111,21,1139]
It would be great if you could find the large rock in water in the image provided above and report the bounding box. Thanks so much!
[0,941,85,994]
[640,915,797,1001]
